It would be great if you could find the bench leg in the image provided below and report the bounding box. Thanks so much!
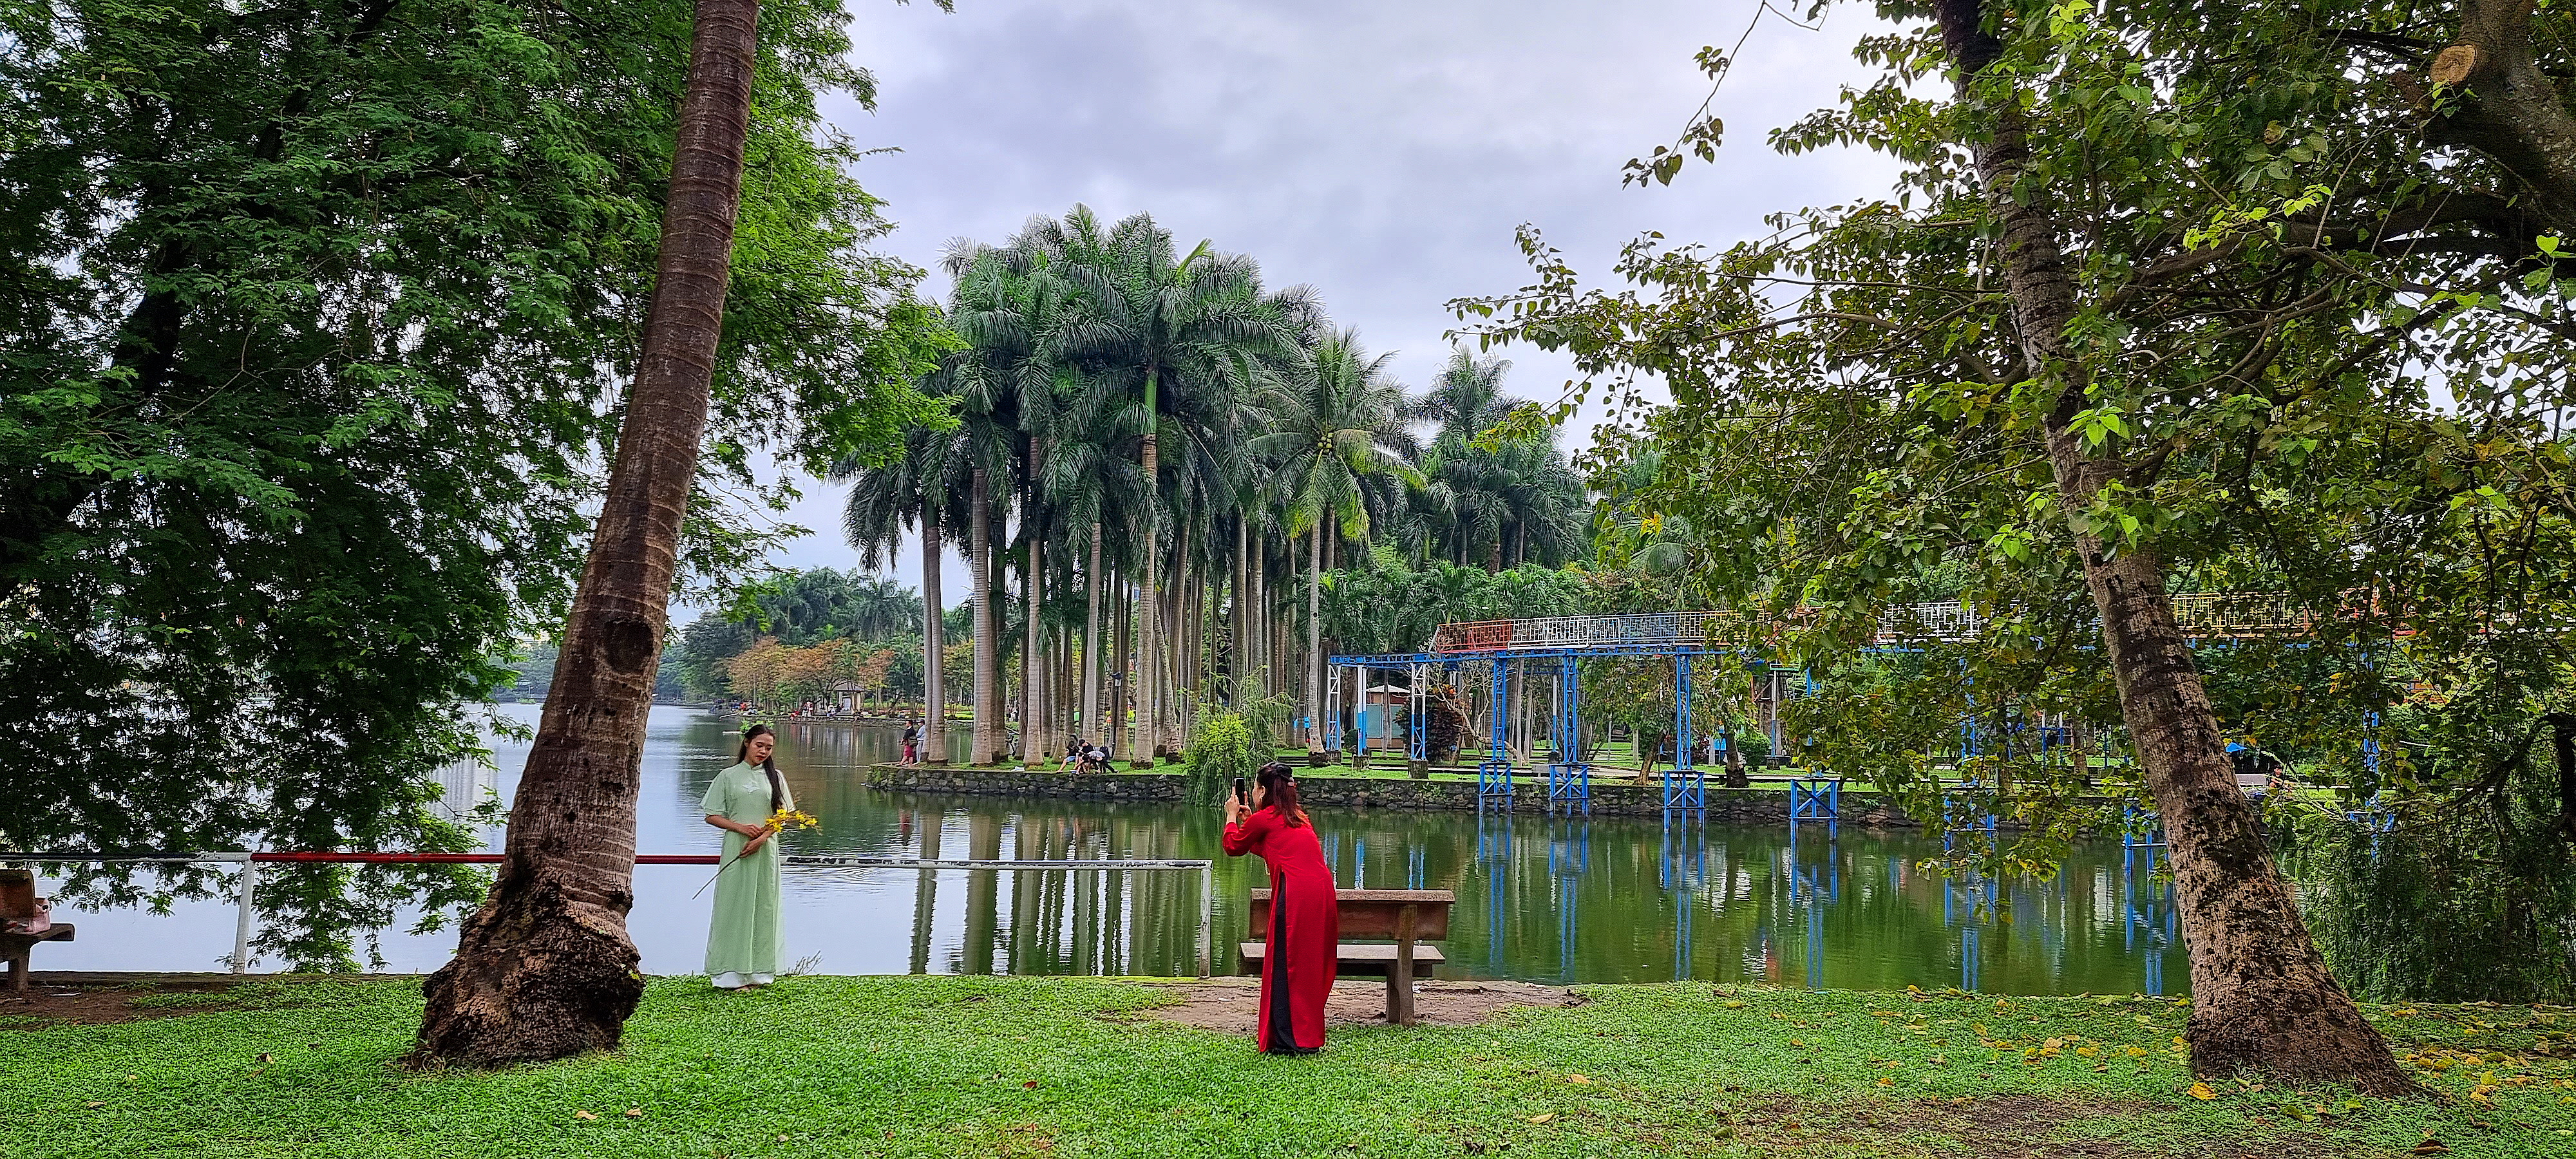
[1388,939,1416,1027]
[6,950,24,994]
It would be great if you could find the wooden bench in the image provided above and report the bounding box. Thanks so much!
[3,925,74,993]
[1240,889,1451,1026]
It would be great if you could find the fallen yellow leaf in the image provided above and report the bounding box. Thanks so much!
[2188,1082,2217,1100]
[1527,1113,1556,1124]
[1566,1074,1591,1084]
[1877,1077,1895,1086]
[623,1107,643,1118]
[574,1110,598,1121]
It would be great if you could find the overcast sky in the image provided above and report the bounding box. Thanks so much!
[727,0,1902,614]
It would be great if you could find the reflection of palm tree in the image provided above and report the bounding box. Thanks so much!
[1251,328,1420,759]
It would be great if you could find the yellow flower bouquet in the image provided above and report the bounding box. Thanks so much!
[694,808,820,898]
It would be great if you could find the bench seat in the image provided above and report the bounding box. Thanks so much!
[1235,941,1447,976]
[2,923,75,993]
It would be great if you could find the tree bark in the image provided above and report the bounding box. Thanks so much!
[1083,523,1103,744]
[1023,441,1047,764]
[1931,0,2409,1094]
[922,502,947,764]
[2427,0,2576,225]
[1306,523,1327,761]
[408,0,760,1068]
[1134,390,1160,768]
[1112,572,1132,757]
[971,468,1000,765]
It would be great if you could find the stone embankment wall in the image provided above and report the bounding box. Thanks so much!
[857,765,1927,825]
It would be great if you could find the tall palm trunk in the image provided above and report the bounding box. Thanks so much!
[1929,0,2405,1093]
[922,502,946,764]
[1083,523,1103,744]
[1112,572,1132,755]
[970,469,1000,765]
[1305,523,1325,762]
[1022,442,1046,763]
[410,0,761,1068]
[1232,519,1248,704]
[1133,378,1160,766]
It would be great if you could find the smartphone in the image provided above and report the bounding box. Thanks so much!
[1231,777,1248,806]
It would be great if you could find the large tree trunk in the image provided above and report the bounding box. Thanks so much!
[408,0,759,1068]
[1305,523,1326,762]
[922,503,947,764]
[2429,0,2576,225]
[1166,540,1191,753]
[1083,523,1103,744]
[1134,397,1160,766]
[971,468,1001,765]
[1232,518,1249,703]
[1112,572,1132,755]
[1023,442,1046,764]
[1931,0,2407,1093]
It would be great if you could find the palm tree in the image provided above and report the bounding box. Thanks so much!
[1249,328,1420,761]
[1043,208,1310,762]
[835,419,966,751]
[413,0,764,1067]
[1406,348,1515,437]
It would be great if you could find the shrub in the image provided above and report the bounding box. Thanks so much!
[1182,710,1262,806]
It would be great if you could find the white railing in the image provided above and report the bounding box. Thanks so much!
[1426,594,2334,654]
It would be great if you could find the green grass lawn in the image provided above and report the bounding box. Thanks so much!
[4,977,2570,1158]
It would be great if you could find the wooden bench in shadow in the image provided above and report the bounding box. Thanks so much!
[3,925,74,994]
[1240,888,1452,1026]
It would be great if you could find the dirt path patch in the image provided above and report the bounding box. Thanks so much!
[0,976,246,1028]
[1135,977,1581,1032]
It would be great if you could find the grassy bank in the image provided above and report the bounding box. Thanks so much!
[3,977,2568,1158]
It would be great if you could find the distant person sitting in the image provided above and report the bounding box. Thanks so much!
[900,720,920,766]
[1061,738,1084,772]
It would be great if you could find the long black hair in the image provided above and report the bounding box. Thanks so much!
[736,724,786,812]
[1255,762,1307,827]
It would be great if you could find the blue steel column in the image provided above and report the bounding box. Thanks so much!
[1408,663,1430,777]
[1479,656,1513,803]
[1547,654,1588,815]
[1666,652,1703,813]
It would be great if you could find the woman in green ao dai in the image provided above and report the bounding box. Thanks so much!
[701,723,792,990]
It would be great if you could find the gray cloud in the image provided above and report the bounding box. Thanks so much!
[751,0,1901,597]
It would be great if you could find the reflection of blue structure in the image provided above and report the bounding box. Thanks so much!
[1477,807,1513,970]
[2121,843,2177,997]
[1407,845,1426,889]
[1549,822,1589,980]
[1786,826,1837,990]
[1660,818,1709,978]
[1788,824,1840,905]
[1941,871,1998,992]
[1941,778,2000,854]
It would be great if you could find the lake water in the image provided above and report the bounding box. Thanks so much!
[39,704,2184,994]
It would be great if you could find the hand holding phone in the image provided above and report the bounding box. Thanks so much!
[1231,777,1248,805]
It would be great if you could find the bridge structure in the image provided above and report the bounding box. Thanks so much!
[1325,596,2356,822]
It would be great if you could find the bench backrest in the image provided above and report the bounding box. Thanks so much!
[1248,888,1452,941]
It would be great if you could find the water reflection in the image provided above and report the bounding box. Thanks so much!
[41,704,2188,994]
